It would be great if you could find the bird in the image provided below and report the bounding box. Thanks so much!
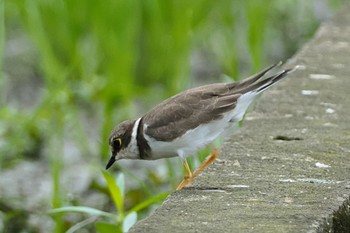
[105,62,298,190]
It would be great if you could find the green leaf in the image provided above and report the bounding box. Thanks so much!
[102,170,124,217]
[128,192,170,214]
[122,212,137,232]
[95,222,122,233]
[66,216,98,233]
[116,173,125,200]
[238,119,243,127]
[49,206,116,219]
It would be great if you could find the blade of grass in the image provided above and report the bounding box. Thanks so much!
[116,173,125,200]
[246,0,272,70]
[122,212,137,233]
[49,137,65,233]
[101,170,124,218]
[95,222,122,233]
[0,0,4,77]
[128,192,170,214]
[49,206,116,219]
[66,216,99,233]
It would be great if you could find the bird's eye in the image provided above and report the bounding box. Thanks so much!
[113,138,122,149]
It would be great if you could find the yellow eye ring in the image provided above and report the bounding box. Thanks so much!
[114,138,122,147]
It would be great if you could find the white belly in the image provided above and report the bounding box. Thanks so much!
[144,91,256,160]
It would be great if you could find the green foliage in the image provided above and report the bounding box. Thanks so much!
[0,0,4,75]
[50,171,169,232]
[246,0,272,71]
[102,171,125,219]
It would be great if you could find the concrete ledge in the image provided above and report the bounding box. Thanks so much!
[130,6,350,233]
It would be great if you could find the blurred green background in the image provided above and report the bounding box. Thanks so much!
[0,0,346,232]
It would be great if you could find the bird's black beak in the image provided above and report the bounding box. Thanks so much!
[105,155,116,170]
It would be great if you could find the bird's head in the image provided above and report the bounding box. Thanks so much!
[105,120,135,169]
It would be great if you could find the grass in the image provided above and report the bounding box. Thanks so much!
[50,171,169,232]
[0,0,3,82]
[0,0,346,232]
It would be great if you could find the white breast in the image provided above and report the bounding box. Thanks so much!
[120,117,142,160]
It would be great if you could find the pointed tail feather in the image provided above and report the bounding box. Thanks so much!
[239,65,299,94]
[230,61,282,91]
[256,66,299,93]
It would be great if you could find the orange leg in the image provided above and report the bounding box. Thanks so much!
[176,149,220,190]
[176,160,192,191]
[193,149,219,178]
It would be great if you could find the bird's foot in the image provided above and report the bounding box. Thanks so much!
[176,149,220,191]
[176,175,193,190]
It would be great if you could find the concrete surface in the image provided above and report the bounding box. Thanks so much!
[130,5,350,233]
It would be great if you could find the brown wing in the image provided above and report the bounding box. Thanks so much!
[143,62,291,142]
[143,83,241,142]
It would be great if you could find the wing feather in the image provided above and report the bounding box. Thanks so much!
[143,87,240,142]
[143,62,295,142]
